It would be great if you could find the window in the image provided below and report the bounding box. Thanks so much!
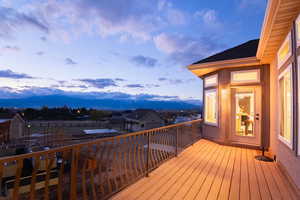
[277,32,292,68]
[204,74,218,88]
[204,89,218,125]
[278,65,293,148]
[231,69,260,84]
[296,14,300,47]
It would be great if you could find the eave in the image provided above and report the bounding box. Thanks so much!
[257,0,300,63]
[187,57,260,77]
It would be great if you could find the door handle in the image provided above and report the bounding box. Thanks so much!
[255,113,259,120]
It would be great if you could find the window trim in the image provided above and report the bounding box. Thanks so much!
[298,56,300,156]
[296,14,300,47]
[278,64,293,149]
[230,69,260,84]
[204,74,218,88]
[277,32,292,69]
[204,88,218,126]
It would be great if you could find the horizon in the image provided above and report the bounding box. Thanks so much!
[0,0,267,109]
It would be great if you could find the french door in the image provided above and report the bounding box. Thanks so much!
[230,86,261,146]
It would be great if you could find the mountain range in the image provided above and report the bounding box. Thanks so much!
[0,95,202,110]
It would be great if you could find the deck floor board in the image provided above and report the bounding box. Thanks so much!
[111,140,299,200]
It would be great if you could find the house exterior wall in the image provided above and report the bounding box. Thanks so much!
[9,115,25,140]
[268,21,300,190]
[202,65,270,148]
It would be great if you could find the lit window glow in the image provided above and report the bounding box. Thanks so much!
[204,74,218,87]
[279,66,293,148]
[204,89,218,125]
[277,33,291,68]
[235,90,255,137]
[231,70,260,83]
[296,14,300,47]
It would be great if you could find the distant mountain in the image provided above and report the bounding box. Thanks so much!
[0,95,202,110]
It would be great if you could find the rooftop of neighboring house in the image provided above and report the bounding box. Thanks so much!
[124,109,163,121]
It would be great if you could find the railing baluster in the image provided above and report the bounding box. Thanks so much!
[0,161,3,195]
[157,131,164,163]
[30,155,40,200]
[136,135,143,175]
[111,139,118,190]
[127,136,132,181]
[105,141,113,194]
[122,139,129,184]
[57,151,67,200]
[44,153,54,200]
[151,131,159,167]
[146,132,150,177]
[140,133,146,175]
[176,127,179,156]
[132,135,138,178]
[98,142,106,195]
[70,147,79,200]
[12,159,23,200]
[117,138,124,187]
[150,131,156,169]
[82,157,88,200]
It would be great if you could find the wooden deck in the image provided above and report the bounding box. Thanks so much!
[111,139,299,200]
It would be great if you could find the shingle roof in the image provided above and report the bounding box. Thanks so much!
[193,39,259,65]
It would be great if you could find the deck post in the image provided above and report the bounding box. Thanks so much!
[70,147,79,200]
[176,128,179,157]
[146,132,150,177]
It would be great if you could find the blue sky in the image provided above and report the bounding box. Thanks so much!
[0,0,267,103]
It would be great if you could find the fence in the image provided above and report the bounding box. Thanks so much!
[0,119,202,200]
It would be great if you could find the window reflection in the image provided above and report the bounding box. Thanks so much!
[235,91,254,137]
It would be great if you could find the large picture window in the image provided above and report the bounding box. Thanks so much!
[204,89,218,125]
[277,33,292,68]
[278,65,293,148]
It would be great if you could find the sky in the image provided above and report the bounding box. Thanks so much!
[0,0,267,104]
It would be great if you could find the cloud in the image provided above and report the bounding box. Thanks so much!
[51,80,88,89]
[158,77,167,81]
[194,9,221,28]
[0,6,49,39]
[40,36,47,41]
[78,78,118,89]
[23,0,164,42]
[145,84,160,88]
[157,0,186,25]
[158,77,192,85]
[0,86,181,102]
[166,8,186,26]
[36,51,44,56]
[65,58,77,65]
[1,45,20,52]
[115,78,126,82]
[126,84,144,88]
[130,55,158,67]
[0,69,34,79]
[153,32,223,64]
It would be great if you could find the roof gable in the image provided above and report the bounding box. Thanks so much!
[193,39,259,65]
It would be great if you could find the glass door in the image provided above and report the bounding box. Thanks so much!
[231,87,261,146]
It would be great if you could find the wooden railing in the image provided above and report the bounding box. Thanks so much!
[0,119,202,200]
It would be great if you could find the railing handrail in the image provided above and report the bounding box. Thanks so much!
[0,119,202,162]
